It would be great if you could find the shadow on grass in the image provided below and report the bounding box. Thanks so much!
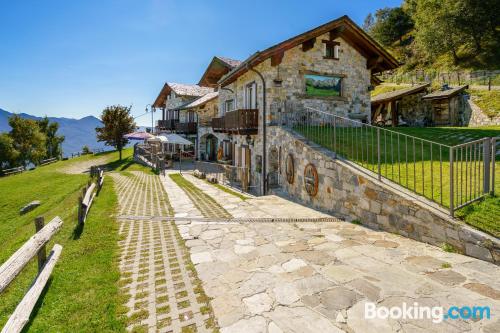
[21,278,53,333]
[72,221,85,240]
[104,156,158,175]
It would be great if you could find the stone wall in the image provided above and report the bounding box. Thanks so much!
[464,99,500,127]
[218,33,372,192]
[268,126,500,264]
[399,92,432,126]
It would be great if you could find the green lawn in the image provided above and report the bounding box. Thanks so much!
[204,180,250,201]
[0,153,127,331]
[295,125,500,237]
[104,148,158,175]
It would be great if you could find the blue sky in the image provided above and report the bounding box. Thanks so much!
[0,0,401,126]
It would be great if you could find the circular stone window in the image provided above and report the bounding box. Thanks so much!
[304,163,319,197]
[285,153,294,184]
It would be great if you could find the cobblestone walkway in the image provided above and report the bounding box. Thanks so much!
[160,172,500,333]
[112,171,217,333]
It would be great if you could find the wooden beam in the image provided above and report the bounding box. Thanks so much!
[1,244,63,333]
[271,51,284,67]
[329,26,345,40]
[0,216,63,293]
[301,38,316,52]
[367,56,384,70]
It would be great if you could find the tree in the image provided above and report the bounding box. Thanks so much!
[95,105,135,160]
[8,115,46,167]
[0,133,19,168]
[82,145,91,155]
[371,7,414,46]
[362,13,374,32]
[37,116,65,158]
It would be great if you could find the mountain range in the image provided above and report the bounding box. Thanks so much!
[0,108,108,157]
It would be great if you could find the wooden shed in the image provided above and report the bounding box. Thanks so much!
[371,83,430,126]
[422,85,469,126]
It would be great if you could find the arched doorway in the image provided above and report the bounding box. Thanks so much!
[200,134,218,161]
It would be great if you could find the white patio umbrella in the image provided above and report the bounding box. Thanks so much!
[156,134,193,173]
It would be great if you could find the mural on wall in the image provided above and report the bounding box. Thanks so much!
[285,153,295,184]
[304,74,342,97]
[304,163,319,197]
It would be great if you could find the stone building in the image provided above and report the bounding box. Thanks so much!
[213,15,399,194]
[195,56,242,161]
[371,83,431,126]
[152,82,213,154]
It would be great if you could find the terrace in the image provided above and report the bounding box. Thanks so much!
[211,109,258,135]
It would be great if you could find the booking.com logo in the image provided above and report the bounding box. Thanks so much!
[365,302,491,323]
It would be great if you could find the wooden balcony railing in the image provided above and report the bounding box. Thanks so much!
[211,117,225,132]
[175,122,197,134]
[211,109,258,135]
[157,119,178,131]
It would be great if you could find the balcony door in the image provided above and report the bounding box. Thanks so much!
[244,82,257,109]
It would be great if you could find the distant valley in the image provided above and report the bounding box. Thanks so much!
[0,108,108,157]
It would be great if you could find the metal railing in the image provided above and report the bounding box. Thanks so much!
[278,106,497,216]
[194,161,259,194]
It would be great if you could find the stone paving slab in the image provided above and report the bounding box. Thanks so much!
[160,173,500,333]
[112,172,217,333]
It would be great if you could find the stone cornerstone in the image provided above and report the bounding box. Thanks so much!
[268,126,500,264]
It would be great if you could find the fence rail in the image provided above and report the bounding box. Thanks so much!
[40,157,57,166]
[0,166,24,177]
[278,107,496,216]
[194,161,256,194]
[0,216,63,333]
[77,166,104,224]
[379,69,500,90]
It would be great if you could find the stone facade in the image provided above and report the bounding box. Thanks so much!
[465,98,500,127]
[399,92,432,126]
[268,126,500,264]
[218,34,372,192]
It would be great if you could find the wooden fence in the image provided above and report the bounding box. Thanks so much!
[78,166,104,224]
[39,157,58,166]
[0,216,63,333]
[0,166,24,177]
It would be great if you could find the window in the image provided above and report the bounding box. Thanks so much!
[304,74,342,97]
[224,99,234,112]
[244,82,257,109]
[323,41,340,60]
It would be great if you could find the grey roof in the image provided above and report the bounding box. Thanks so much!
[422,85,469,100]
[167,82,214,97]
[183,91,219,109]
[216,56,242,69]
[371,83,430,104]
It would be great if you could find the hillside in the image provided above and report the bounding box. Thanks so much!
[0,108,107,156]
[364,1,500,72]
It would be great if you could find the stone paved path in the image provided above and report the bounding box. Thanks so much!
[160,172,500,333]
[112,171,216,333]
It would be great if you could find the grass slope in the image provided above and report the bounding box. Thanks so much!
[469,89,500,118]
[295,125,500,237]
[0,153,127,331]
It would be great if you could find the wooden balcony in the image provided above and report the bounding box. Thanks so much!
[175,121,197,134]
[157,119,178,131]
[211,109,258,135]
[211,117,225,132]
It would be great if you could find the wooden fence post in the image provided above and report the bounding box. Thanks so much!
[34,217,46,272]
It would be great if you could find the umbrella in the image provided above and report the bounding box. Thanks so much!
[156,134,193,146]
[124,131,154,140]
[156,134,193,174]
